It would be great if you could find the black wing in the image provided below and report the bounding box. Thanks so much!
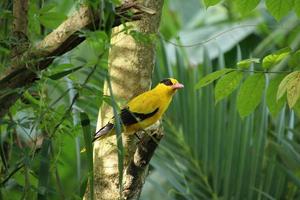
[93,122,114,142]
[120,107,159,126]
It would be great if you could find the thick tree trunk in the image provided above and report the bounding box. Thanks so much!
[88,0,163,199]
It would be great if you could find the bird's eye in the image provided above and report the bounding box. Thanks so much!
[160,79,173,86]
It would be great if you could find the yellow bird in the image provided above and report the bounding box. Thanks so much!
[93,78,184,141]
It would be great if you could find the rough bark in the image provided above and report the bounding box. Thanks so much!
[12,0,29,57]
[122,126,164,199]
[0,2,144,119]
[90,0,164,199]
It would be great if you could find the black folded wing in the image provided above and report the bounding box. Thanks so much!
[120,107,159,126]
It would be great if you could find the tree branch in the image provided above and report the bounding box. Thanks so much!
[123,127,164,199]
[11,0,29,59]
[12,0,29,42]
[0,1,148,119]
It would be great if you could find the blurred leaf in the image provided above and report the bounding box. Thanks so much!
[237,73,265,117]
[277,71,300,100]
[80,112,94,200]
[266,75,285,117]
[234,0,260,15]
[215,71,243,103]
[0,9,12,19]
[262,47,291,69]
[166,19,259,65]
[39,12,67,29]
[28,2,41,36]
[288,50,300,68]
[295,0,300,17]
[237,58,260,69]
[23,91,40,106]
[37,139,51,200]
[85,31,108,53]
[52,63,74,70]
[159,5,180,40]
[48,66,83,80]
[203,0,221,7]
[39,3,57,14]
[268,140,300,171]
[286,72,300,108]
[265,0,294,20]
[280,165,300,188]
[195,68,234,89]
[80,176,88,198]
[107,76,124,195]
[0,46,10,55]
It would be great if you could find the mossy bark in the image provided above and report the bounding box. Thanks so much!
[89,0,163,199]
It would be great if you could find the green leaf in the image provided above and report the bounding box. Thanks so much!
[234,0,260,15]
[288,50,300,68]
[204,0,221,7]
[47,65,83,80]
[286,72,300,108]
[39,12,67,29]
[237,58,260,69]
[37,139,51,199]
[262,47,291,69]
[266,75,285,117]
[237,73,266,117]
[295,0,300,17]
[277,71,299,100]
[39,3,57,14]
[107,75,124,195]
[85,31,108,53]
[215,71,243,103]
[195,68,234,89]
[80,112,94,200]
[265,0,294,21]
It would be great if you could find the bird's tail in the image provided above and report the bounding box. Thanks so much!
[92,122,114,142]
[80,122,114,153]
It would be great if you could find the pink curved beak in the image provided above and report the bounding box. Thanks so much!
[172,83,184,89]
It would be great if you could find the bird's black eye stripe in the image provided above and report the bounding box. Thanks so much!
[160,78,173,86]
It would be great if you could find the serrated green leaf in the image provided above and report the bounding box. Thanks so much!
[204,0,221,7]
[215,71,243,103]
[288,50,300,68]
[195,68,234,89]
[286,72,300,108]
[234,0,260,15]
[277,71,299,100]
[262,47,291,69]
[237,73,266,117]
[237,58,260,69]
[39,12,67,29]
[295,0,300,17]
[47,66,83,80]
[265,0,294,21]
[266,75,285,117]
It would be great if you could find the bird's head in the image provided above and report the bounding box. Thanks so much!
[156,78,184,95]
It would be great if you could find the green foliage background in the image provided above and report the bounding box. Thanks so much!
[0,0,300,199]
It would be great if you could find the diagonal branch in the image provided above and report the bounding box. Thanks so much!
[0,2,152,119]
[123,127,164,199]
